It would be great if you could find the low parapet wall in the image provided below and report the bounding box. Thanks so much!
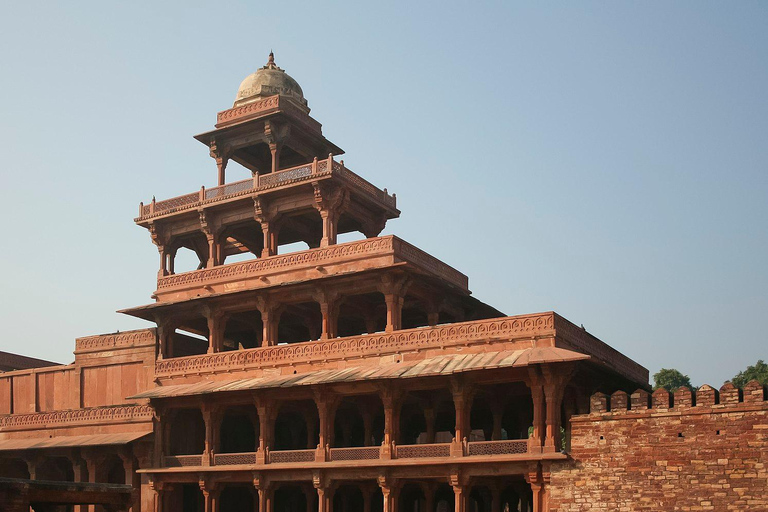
[549,381,768,511]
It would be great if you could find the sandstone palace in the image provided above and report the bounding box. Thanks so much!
[0,54,765,512]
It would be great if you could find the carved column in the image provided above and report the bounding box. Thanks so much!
[257,298,281,347]
[379,387,402,459]
[314,472,331,512]
[158,246,168,278]
[421,483,435,512]
[149,480,167,512]
[450,378,473,457]
[491,399,504,441]
[490,484,500,512]
[449,474,467,512]
[156,319,175,360]
[255,399,275,464]
[201,402,220,466]
[200,211,219,268]
[254,198,279,258]
[377,476,398,512]
[542,365,573,453]
[381,275,409,333]
[314,390,339,462]
[316,290,339,340]
[210,138,229,186]
[424,407,436,444]
[527,369,545,454]
[253,472,272,512]
[362,408,373,447]
[313,181,347,248]
[200,478,219,512]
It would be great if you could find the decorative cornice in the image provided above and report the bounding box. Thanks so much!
[75,329,156,354]
[154,313,556,378]
[0,405,153,431]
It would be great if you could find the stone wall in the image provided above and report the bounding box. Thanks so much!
[550,381,768,511]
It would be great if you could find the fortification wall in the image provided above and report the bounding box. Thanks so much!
[0,329,155,415]
[550,381,768,511]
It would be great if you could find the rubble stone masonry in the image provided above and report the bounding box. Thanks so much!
[550,381,768,511]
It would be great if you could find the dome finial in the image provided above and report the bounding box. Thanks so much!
[264,50,279,70]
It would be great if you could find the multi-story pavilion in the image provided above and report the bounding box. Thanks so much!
[0,53,647,512]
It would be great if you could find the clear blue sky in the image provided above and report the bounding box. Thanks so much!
[0,2,765,387]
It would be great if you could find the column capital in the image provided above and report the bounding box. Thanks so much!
[252,471,270,491]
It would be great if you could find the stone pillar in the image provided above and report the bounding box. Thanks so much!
[362,485,372,512]
[200,480,219,512]
[269,141,282,175]
[255,399,275,464]
[449,474,466,512]
[314,472,331,512]
[491,400,503,441]
[318,294,338,340]
[425,407,436,444]
[490,485,500,512]
[384,293,403,333]
[450,379,472,457]
[527,370,545,454]
[377,476,398,512]
[362,408,373,447]
[202,403,220,466]
[258,302,281,347]
[319,208,338,248]
[314,391,338,461]
[379,388,402,459]
[150,481,166,512]
[168,248,177,275]
[253,473,272,512]
[542,366,571,454]
[158,246,168,278]
[206,310,227,354]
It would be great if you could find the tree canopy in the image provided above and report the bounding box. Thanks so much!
[729,360,768,388]
[653,368,692,391]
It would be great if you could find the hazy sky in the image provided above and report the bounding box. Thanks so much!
[0,2,765,387]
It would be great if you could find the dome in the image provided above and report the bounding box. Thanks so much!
[233,52,307,108]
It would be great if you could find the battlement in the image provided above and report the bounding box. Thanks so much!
[585,380,767,416]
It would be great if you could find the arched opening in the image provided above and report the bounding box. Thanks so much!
[0,458,29,479]
[274,484,308,512]
[36,456,74,482]
[103,455,125,484]
[401,293,430,330]
[220,405,259,454]
[277,302,321,344]
[169,232,209,273]
[277,210,322,254]
[468,486,491,512]
[274,401,318,451]
[336,292,387,337]
[218,220,264,265]
[333,396,384,448]
[169,409,206,456]
[178,482,204,512]
[223,310,263,351]
[434,484,454,512]
[220,485,255,512]
[333,485,364,512]
[399,390,455,444]
[501,384,534,441]
[470,392,495,441]
[398,483,425,512]
[500,482,532,512]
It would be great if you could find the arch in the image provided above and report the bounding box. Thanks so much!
[501,384,534,441]
[274,484,308,512]
[277,302,321,344]
[223,310,263,351]
[36,456,74,482]
[274,401,318,450]
[220,485,255,512]
[399,483,426,512]
[333,395,384,447]
[470,392,496,441]
[102,455,125,484]
[434,484,454,512]
[337,292,387,337]
[333,484,364,512]
[169,409,206,456]
[0,457,29,479]
[400,390,455,444]
[220,405,259,454]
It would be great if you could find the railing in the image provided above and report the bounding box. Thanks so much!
[213,452,258,465]
[268,449,316,464]
[138,158,395,219]
[396,443,452,459]
[0,405,154,430]
[466,439,528,456]
[328,446,381,461]
[163,455,203,467]
[154,312,556,378]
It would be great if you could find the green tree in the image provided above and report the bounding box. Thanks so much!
[729,360,768,388]
[653,368,692,391]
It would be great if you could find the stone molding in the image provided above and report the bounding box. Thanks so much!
[155,236,468,293]
[155,313,556,378]
[0,404,153,431]
[75,329,156,354]
[137,159,395,221]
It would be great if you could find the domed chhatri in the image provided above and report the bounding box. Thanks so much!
[234,52,307,109]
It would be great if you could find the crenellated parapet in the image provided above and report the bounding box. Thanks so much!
[586,380,767,415]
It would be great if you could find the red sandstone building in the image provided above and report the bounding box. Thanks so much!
[0,54,765,512]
